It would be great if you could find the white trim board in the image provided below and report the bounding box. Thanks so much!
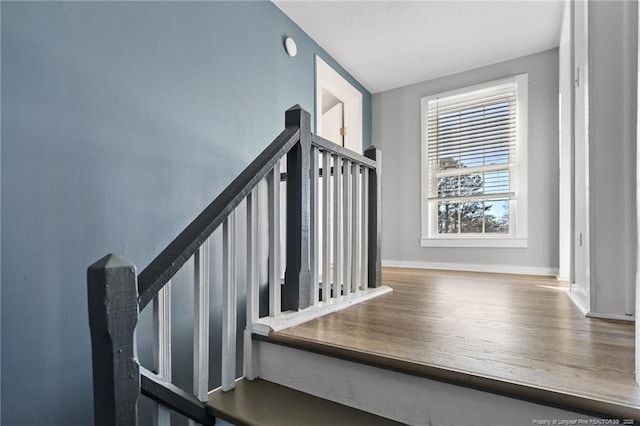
[252,286,392,336]
[382,260,558,277]
[257,341,593,425]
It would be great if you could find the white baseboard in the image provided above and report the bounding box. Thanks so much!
[382,259,559,277]
[566,287,588,316]
[565,287,634,321]
[586,312,634,322]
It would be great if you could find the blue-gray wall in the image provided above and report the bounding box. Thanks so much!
[0,2,371,424]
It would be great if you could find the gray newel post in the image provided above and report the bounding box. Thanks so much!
[365,146,382,288]
[283,105,313,310]
[87,254,140,426]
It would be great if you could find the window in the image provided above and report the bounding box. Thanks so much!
[420,75,528,248]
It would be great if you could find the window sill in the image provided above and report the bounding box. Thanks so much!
[420,237,528,248]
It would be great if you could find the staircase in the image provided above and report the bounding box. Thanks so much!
[87,105,635,426]
[87,105,392,425]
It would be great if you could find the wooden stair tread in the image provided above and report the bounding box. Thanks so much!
[207,378,404,426]
[264,332,640,420]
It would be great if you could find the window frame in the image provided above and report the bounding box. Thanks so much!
[420,74,529,248]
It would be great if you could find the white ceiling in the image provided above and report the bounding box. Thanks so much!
[274,0,564,93]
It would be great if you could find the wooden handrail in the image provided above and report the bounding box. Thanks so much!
[311,134,376,169]
[279,166,364,182]
[140,367,216,425]
[137,126,300,309]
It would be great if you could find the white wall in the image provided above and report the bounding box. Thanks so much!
[636,0,640,388]
[373,49,559,275]
[558,0,573,282]
[587,0,637,317]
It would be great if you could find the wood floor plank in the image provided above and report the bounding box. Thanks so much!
[207,378,405,426]
[272,268,638,418]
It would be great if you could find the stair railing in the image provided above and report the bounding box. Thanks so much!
[309,133,382,301]
[87,105,381,425]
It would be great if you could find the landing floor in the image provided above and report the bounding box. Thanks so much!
[270,268,638,419]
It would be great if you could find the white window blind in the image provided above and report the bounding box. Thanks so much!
[427,84,517,202]
[426,81,518,235]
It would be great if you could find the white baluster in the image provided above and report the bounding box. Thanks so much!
[361,167,369,289]
[189,241,209,426]
[322,151,331,302]
[333,155,343,299]
[244,190,259,380]
[153,282,171,426]
[351,163,360,293]
[222,212,236,391]
[343,159,352,295]
[310,147,320,305]
[268,167,281,315]
[279,159,287,282]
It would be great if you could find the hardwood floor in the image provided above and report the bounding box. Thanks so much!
[270,268,638,419]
